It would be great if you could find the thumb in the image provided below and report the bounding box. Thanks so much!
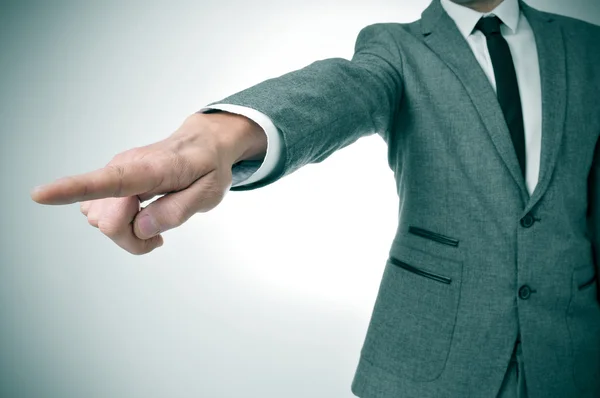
[132,172,225,239]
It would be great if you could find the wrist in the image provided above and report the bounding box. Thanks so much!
[201,111,267,166]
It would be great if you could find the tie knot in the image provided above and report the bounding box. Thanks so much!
[475,16,502,37]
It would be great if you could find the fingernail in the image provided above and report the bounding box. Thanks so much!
[139,215,160,238]
[31,185,45,194]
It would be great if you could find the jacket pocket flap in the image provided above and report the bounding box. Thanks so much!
[388,241,463,282]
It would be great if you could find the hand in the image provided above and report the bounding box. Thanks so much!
[30,112,266,255]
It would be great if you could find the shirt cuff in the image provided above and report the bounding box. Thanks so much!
[197,103,283,188]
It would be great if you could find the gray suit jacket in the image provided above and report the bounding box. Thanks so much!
[208,1,600,396]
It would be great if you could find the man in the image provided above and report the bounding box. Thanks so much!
[30,0,600,396]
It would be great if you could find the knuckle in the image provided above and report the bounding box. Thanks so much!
[139,160,160,186]
[87,217,99,228]
[97,219,119,237]
[136,160,162,191]
[109,152,127,165]
[169,155,194,188]
[139,159,156,175]
[109,148,141,165]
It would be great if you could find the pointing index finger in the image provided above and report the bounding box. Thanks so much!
[30,162,160,205]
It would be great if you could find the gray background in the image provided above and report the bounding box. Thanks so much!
[1,1,599,397]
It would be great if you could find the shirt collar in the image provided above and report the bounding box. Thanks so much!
[439,0,521,38]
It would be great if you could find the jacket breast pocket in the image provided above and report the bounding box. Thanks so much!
[566,265,600,394]
[360,242,463,382]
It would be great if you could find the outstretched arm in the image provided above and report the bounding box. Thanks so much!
[29,23,404,255]
[208,23,404,191]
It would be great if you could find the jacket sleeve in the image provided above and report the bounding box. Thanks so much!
[205,23,404,191]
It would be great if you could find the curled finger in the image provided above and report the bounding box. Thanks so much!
[132,169,226,240]
[97,196,164,255]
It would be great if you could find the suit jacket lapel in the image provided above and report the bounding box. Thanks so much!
[520,1,567,214]
[420,0,530,203]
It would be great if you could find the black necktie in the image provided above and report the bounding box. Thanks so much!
[475,16,526,178]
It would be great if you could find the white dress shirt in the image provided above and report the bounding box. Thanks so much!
[201,0,542,195]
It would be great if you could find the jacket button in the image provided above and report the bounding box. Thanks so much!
[518,285,532,300]
[520,213,535,228]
